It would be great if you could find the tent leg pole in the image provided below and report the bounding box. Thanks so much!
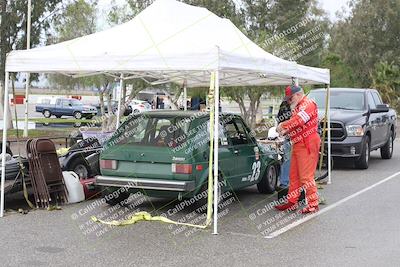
[327,84,332,184]
[23,73,30,137]
[212,70,219,235]
[116,74,124,129]
[183,81,187,111]
[1,72,10,218]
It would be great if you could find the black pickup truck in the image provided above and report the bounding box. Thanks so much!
[308,88,397,169]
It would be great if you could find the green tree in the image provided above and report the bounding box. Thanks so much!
[371,61,400,113]
[321,53,356,87]
[0,0,63,128]
[330,0,400,87]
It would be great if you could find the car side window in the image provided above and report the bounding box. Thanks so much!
[372,92,382,105]
[224,119,250,146]
[367,92,376,109]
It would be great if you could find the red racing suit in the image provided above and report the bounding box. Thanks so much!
[280,95,320,207]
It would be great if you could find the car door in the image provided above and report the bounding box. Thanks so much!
[372,91,389,145]
[223,117,258,188]
[55,99,67,116]
[366,92,381,148]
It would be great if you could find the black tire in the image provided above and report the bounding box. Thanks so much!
[380,130,394,159]
[101,186,130,206]
[74,111,82,119]
[69,158,90,179]
[55,115,62,118]
[355,135,370,169]
[257,164,278,194]
[43,110,51,118]
[86,115,93,120]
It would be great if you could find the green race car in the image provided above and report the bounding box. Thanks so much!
[96,111,279,206]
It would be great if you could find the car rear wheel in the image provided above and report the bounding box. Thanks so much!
[257,164,277,194]
[380,130,394,159]
[43,110,51,118]
[355,135,370,169]
[74,111,82,119]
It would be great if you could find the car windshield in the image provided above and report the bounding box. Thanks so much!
[111,115,192,147]
[308,90,365,110]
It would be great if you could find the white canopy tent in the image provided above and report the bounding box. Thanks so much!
[1,0,331,232]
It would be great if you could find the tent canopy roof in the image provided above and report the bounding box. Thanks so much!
[5,0,329,87]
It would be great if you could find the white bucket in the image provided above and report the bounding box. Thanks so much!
[63,171,85,204]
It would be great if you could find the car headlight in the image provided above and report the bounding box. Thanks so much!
[346,125,364,136]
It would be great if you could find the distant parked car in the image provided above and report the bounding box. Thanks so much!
[35,98,97,119]
[94,100,133,116]
[128,99,152,114]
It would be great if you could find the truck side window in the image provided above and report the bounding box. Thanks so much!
[367,92,376,109]
[372,92,382,105]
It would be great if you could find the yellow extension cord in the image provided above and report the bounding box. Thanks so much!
[91,73,217,229]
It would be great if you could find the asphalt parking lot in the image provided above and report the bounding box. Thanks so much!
[1,139,400,267]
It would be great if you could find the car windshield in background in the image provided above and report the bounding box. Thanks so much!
[308,91,365,110]
[112,115,191,147]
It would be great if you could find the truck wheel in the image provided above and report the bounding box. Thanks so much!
[101,187,130,206]
[355,136,370,169]
[74,111,82,119]
[380,130,394,159]
[69,158,89,179]
[257,164,277,194]
[43,110,51,118]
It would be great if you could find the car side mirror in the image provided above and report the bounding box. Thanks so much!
[371,104,389,113]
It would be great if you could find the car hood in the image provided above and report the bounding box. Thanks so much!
[317,109,367,125]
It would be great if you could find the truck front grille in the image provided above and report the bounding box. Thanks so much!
[320,121,345,141]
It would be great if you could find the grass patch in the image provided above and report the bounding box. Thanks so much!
[1,129,75,139]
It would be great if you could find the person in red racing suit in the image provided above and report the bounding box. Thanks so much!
[275,85,321,213]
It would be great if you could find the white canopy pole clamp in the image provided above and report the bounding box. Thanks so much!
[1,72,10,218]
[327,84,332,184]
[116,74,124,129]
[183,80,187,111]
[212,70,219,235]
[23,0,32,137]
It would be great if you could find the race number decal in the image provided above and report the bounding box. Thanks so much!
[251,161,261,182]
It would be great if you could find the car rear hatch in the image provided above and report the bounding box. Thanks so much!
[100,113,201,182]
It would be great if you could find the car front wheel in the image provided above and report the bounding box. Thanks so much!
[257,164,277,194]
[355,135,370,169]
[74,111,82,119]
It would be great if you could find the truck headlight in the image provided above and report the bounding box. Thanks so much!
[346,125,364,136]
